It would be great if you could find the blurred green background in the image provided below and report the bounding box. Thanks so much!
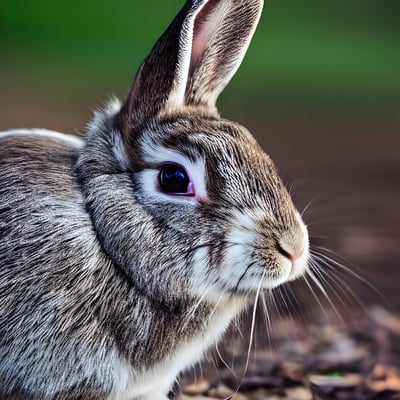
[0,0,399,133]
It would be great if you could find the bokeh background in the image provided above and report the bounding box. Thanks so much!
[1,0,399,316]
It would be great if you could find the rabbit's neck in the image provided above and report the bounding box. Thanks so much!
[108,297,244,400]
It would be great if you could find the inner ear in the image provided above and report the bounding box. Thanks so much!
[190,0,222,76]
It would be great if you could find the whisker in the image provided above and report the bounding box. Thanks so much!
[245,273,265,372]
[233,270,266,397]
[304,217,341,228]
[182,286,211,330]
[269,284,287,326]
[306,262,344,322]
[311,245,369,279]
[207,284,231,322]
[277,285,296,316]
[232,317,244,339]
[233,261,257,293]
[275,286,302,338]
[310,248,387,304]
[185,240,216,260]
[260,291,273,348]
[308,260,349,304]
[309,234,330,240]
[215,342,238,380]
[300,193,322,218]
[281,284,304,321]
[287,182,295,196]
[309,255,374,316]
[302,273,330,319]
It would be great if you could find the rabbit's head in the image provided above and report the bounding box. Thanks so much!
[79,0,309,308]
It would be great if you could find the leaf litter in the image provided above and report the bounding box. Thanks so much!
[178,306,400,400]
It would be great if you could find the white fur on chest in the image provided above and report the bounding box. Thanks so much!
[108,301,243,400]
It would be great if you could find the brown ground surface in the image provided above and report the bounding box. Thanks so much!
[179,306,400,399]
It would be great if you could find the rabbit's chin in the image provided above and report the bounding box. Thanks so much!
[236,255,309,293]
[189,255,309,305]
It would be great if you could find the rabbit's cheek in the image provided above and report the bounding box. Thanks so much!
[110,129,130,171]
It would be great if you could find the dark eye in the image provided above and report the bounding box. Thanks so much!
[159,164,192,195]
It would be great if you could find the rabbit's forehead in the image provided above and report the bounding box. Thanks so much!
[141,120,271,169]
[141,122,279,178]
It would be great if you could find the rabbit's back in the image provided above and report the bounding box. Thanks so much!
[0,129,89,270]
[0,130,120,398]
[0,129,83,201]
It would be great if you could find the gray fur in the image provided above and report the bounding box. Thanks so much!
[0,0,309,399]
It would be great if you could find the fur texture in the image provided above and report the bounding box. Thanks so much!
[0,0,309,399]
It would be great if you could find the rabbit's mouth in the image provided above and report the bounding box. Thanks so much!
[226,209,310,291]
[188,210,310,302]
[287,244,310,282]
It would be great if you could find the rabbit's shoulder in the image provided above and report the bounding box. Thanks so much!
[0,128,100,276]
[0,130,123,398]
[0,128,84,203]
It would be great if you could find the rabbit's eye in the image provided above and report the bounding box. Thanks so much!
[159,164,193,195]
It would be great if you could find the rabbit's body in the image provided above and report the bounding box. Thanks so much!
[0,124,243,400]
[0,0,310,399]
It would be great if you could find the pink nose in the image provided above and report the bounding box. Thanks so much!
[277,243,304,263]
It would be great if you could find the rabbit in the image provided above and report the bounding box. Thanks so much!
[0,0,310,399]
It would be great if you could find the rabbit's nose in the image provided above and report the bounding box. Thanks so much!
[276,241,305,263]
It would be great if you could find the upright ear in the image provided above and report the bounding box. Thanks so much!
[115,0,263,133]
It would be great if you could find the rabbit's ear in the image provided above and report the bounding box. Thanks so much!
[115,0,263,132]
[184,0,263,109]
